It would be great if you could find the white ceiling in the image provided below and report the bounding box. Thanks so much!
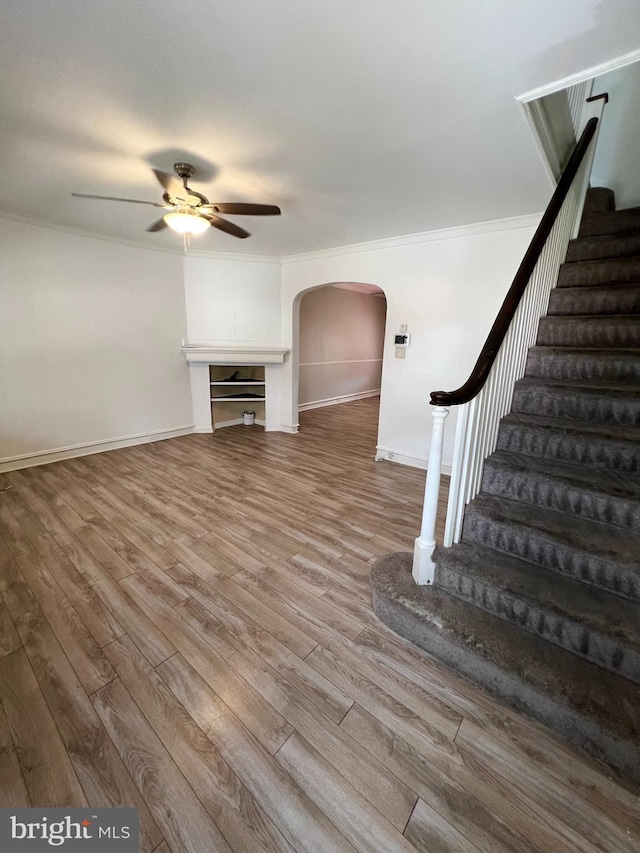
[1,0,638,257]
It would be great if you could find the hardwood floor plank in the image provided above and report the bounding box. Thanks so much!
[86,516,187,607]
[456,719,640,853]
[86,495,178,571]
[167,562,317,659]
[64,540,176,667]
[92,679,233,853]
[16,552,115,694]
[0,601,21,656]
[171,565,316,658]
[0,746,31,806]
[177,607,416,833]
[75,527,136,581]
[306,644,462,744]
[16,610,161,852]
[0,503,35,557]
[0,555,37,623]
[340,703,590,853]
[120,572,293,754]
[90,483,174,545]
[236,566,365,642]
[403,797,481,853]
[104,634,297,853]
[35,534,125,648]
[5,470,76,545]
[158,653,357,853]
[276,731,417,853]
[176,591,350,725]
[0,648,86,807]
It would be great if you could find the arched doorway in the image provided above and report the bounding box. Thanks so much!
[292,282,387,452]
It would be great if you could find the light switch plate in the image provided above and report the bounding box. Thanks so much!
[395,346,406,358]
[399,324,407,333]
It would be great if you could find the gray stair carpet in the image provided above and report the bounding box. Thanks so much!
[371,188,640,789]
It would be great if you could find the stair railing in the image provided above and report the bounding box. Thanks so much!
[413,94,607,585]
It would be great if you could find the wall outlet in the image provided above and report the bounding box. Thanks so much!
[395,346,406,358]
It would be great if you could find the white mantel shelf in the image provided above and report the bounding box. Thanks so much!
[180,344,289,365]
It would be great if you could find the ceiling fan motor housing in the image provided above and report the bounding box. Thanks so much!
[173,162,195,179]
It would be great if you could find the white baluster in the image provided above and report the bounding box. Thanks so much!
[413,406,449,584]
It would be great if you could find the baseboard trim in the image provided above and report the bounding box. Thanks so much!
[280,423,299,434]
[0,425,195,473]
[375,445,452,475]
[298,389,380,412]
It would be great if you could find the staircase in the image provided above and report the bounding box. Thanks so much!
[371,188,640,788]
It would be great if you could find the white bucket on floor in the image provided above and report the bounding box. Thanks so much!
[243,410,255,425]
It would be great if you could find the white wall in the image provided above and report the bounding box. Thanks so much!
[280,219,539,469]
[0,218,193,468]
[183,255,281,344]
[298,286,386,408]
[182,254,284,432]
[591,62,640,210]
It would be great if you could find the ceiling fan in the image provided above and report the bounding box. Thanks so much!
[72,162,281,239]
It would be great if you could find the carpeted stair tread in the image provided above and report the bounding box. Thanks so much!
[548,284,640,315]
[566,230,640,263]
[557,256,640,287]
[462,493,640,600]
[434,540,640,682]
[579,206,640,239]
[497,412,640,472]
[371,552,640,787]
[482,450,640,531]
[512,377,640,425]
[537,314,640,348]
[525,345,640,383]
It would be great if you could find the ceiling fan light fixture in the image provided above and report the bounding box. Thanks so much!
[164,209,209,235]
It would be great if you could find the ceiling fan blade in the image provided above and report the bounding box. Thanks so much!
[72,193,164,206]
[151,169,185,198]
[146,218,168,232]
[201,203,281,216]
[202,214,250,239]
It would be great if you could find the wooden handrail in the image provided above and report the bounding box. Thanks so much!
[430,114,600,407]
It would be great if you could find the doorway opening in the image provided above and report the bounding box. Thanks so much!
[295,282,387,446]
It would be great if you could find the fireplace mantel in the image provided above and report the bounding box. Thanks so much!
[180,343,289,365]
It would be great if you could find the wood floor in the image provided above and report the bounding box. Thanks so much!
[0,397,638,852]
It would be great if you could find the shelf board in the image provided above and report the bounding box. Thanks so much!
[211,394,266,402]
[210,381,265,386]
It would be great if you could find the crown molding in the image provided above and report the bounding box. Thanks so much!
[185,248,280,264]
[0,209,280,263]
[280,212,542,265]
[0,209,182,255]
[516,47,640,103]
[1,207,544,267]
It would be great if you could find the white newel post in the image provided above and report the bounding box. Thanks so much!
[412,406,449,585]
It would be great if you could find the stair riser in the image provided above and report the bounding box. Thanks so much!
[512,387,640,427]
[481,463,640,533]
[548,286,640,316]
[461,511,640,601]
[537,318,640,348]
[579,211,640,239]
[525,350,640,384]
[558,260,640,288]
[583,188,615,215]
[435,564,640,684]
[496,424,640,474]
[566,233,640,263]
